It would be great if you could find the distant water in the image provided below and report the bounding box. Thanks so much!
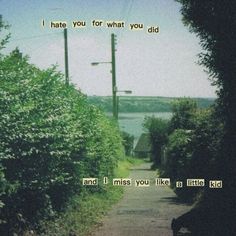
[106,112,172,146]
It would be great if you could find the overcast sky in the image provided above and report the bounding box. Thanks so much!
[1,0,216,97]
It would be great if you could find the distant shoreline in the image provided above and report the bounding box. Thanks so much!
[88,96,215,113]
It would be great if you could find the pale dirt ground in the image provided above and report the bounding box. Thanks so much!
[88,162,192,236]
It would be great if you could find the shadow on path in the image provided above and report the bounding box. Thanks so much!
[160,196,193,206]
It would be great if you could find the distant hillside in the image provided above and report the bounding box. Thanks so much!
[87,96,215,113]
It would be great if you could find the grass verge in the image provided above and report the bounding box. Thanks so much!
[41,156,144,236]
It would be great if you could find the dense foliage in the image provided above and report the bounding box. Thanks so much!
[164,104,223,201]
[168,98,197,132]
[143,116,169,169]
[0,49,124,234]
[0,15,10,53]
[176,1,236,234]
[120,131,134,156]
[144,98,223,203]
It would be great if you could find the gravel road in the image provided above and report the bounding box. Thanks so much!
[89,162,192,236]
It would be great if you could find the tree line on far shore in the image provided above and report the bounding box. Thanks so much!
[88,96,215,113]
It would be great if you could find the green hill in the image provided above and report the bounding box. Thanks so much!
[88,96,215,113]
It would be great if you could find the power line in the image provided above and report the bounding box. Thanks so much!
[124,0,134,24]
[119,0,129,20]
[117,0,131,38]
[118,0,135,43]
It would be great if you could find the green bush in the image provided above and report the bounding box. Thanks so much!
[143,116,168,168]
[164,129,197,200]
[165,129,193,181]
[190,109,223,179]
[169,98,197,132]
[120,131,134,156]
[164,106,223,201]
[0,49,124,233]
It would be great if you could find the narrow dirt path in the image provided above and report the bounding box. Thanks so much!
[89,162,192,236]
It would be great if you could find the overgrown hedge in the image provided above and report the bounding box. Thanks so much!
[0,50,124,234]
[145,98,222,202]
[164,99,222,201]
[120,131,134,156]
[143,116,168,168]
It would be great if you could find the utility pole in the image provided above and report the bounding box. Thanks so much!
[117,96,119,119]
[64,28,69,85]
[111,33,117,120]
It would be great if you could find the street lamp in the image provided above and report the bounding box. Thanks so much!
[116,90,133,119]
[91,62,111,66]
[117,90,132,94]
[91,60,117,119]
[91,33,118,119]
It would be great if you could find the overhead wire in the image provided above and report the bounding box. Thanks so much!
[117,0,131,39]
[117,0,134,45]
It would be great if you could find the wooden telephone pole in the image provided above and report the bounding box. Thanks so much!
[64,28,69,85]
[111,33,118,120]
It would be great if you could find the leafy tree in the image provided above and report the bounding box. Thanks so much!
[175,1,236,233]
[0,15,125,234]
[0,15,11,224]
[165,108,223,201]
[121,131,134,156]
[190,108,223,179]
[143,116,168,168]
[0,15,10,53]
[165,129,193,180]
[169,98,197,132]
[0,49,124,234]
[165,129,196,200]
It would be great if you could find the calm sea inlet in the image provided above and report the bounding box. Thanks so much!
[106,112,172,146]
